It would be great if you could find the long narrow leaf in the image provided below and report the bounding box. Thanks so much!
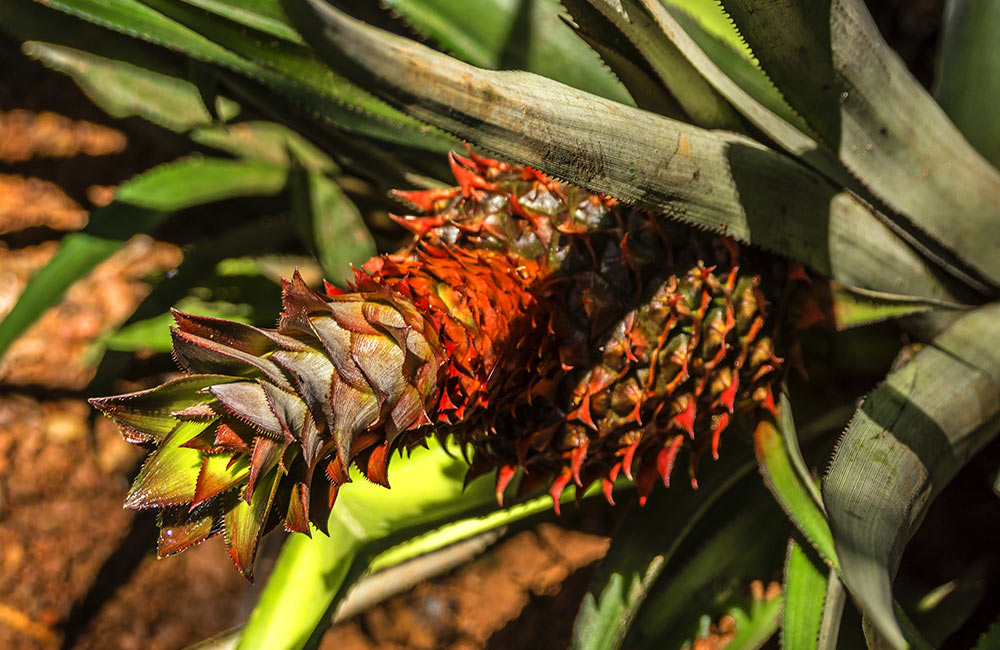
[286,0,967,305]
[238,438,602,649]
[636,479,788,648]
[564,0,744,129]
[718,0,1000,289]
[754,409,838,569]
[289,169,375,285]
[178,0,303,43]
[23,41,236,132]
[782,538,831,650]
[0,157,287,359]
[823,302,1000,649]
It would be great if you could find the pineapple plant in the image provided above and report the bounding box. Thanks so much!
[2,0,999,649]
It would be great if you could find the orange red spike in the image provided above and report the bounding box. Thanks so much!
[621,438,641,481]
[549,467,574,515]
[570,441,589,487]
[710,411,730,460]
[637,459,659,506]
[657,436,684,487]
[495,464,518,506]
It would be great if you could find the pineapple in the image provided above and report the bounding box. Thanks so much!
[90,149,784,577]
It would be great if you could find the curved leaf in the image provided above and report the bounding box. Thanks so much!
[782,538,833,650]
[754,408,838,570]
[718,0,1000,289]
[285,0,967,305]
[237,439,601,649]
[635,479,788,648]
[23,41,236,131]
[289,169,375,285]
[559,0,684,118]
[823,301,1000,649]
[178,0,303,43]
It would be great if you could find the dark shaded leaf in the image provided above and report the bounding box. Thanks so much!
[572,435,755,650]
[718,0,1000,288]
[290,168,376,285]
[636,479,788,649]
[823,302,1000,648]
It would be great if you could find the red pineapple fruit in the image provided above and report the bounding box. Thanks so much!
[90,150,785,577]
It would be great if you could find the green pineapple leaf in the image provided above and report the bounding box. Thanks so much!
[176,0,303,43]
[22,41,238,132]
[287,0,970,306]
[754,399,839,570]
[782,538,841,650]
[22,40,341,170]
[604,0,860,191]
[289,168,376,285]
[559,0,686,117]
[717,0,1000,289]
[236,439,601,649]
[635,478,788,649]
[823,301,1000,649]
[823,282,967,330]
[30,0,456,152]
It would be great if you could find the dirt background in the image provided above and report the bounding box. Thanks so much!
[1,1,984,649]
